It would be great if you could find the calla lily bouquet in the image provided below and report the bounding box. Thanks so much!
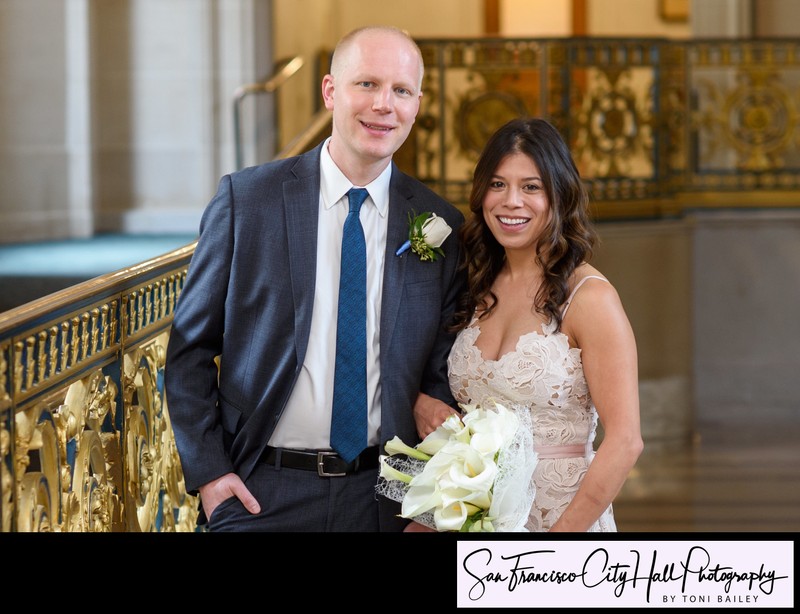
[395,211,452,261]
[376,400,538,532]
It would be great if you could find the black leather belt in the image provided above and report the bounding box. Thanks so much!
[260,445,380,477]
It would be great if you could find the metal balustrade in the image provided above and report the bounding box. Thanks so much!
[0,243,199,532]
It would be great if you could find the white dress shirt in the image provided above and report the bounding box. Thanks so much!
[268,138,390,450]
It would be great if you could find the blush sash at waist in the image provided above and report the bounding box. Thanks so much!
[534,443,586,459]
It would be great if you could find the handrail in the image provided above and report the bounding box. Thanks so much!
[0,242,197,332]
[274,108,332,160]
[233,55,304,170]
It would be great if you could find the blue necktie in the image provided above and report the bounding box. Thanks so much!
[331,188,369,463]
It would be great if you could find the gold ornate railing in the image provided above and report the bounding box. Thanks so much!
[3,36,800,532]
[0,243,200,531]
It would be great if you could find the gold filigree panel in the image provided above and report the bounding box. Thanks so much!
[1,407,12,532]
[571,66,657,201]
[661,43,689,185]
[572,67,656,177]
[1,340,10,409]
[123,332,197,532]
[408,37,800,214]
[14,371,123,531]
[415,40,544,207]
[414,39,665,208]
[2,261,198,531]
[1,340,11,531]
[694,65,800,177]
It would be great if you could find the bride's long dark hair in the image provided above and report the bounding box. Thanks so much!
[450,117,597,333]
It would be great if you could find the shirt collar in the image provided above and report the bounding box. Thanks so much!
[320,137,391,217]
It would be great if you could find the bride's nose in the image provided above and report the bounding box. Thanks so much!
[506,187,525,207]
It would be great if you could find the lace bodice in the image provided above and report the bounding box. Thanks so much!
[446,276,616,532]
[448,319,597,451]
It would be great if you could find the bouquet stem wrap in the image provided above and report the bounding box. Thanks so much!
[376,400,538,532]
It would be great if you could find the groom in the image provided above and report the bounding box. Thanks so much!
[164,25,464,531]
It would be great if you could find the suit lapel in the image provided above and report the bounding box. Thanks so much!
[381,166,416,355]
[284,146,322,365]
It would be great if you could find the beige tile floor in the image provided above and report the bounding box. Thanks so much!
[613,415,800,533]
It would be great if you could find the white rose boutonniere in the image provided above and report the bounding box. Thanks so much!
[395,211,452,262]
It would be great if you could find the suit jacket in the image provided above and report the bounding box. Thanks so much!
[165,142,465,517]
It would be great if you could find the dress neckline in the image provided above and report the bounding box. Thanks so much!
[469,320,563,364]
[466,274,607,363]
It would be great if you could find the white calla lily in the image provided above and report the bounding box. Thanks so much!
[433,500,484,531]
[470,409,519,456]
[384,435,431,461]
[439,484,492,512]
[417,413,469,456]
[433,500,469,531]
[468,431,506,457]
[413,447,459,482]
[379,456,413,484]
[465,402,519,456]
[401,479,442,518]
[443,448,496,508]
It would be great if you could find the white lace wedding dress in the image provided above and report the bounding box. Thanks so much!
[447,276,616,532]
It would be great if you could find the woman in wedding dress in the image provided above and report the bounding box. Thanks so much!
[414,117,643,532]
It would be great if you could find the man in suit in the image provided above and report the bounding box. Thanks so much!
[164,25,464,531]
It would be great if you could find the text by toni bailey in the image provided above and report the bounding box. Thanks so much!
[461,545,788,604]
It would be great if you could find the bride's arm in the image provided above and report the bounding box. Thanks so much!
[549,278,643,532]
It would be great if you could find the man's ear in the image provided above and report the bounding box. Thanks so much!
[321,74,335,111]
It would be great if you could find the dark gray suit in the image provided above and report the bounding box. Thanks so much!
[165,142,465,530]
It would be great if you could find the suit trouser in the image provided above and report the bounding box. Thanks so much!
[206,459,382,532]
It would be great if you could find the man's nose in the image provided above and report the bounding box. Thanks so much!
[372,88,392,111]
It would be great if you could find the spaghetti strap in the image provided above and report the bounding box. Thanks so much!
[561,275,608,317]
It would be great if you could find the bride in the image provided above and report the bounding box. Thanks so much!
[411,117,643,532]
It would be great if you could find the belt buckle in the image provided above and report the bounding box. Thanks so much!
[317,451,347,477]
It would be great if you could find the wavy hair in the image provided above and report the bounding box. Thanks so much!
[450,117,598,333]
